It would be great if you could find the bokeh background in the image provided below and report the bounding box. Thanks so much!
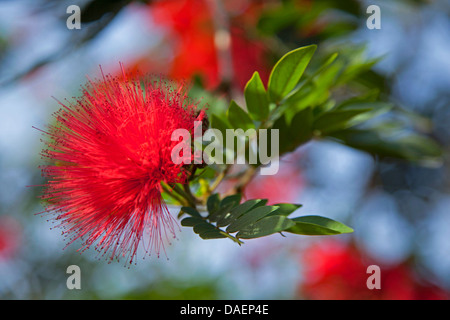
[0,0,449,299]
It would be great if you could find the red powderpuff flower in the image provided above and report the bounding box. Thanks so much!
[37,66,205,264]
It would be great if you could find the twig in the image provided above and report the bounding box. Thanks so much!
[161,183,188,206]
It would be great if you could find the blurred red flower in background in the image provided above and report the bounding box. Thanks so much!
[0,216,22,261]
[147,0,271,90]
[298,240,449,300]
[215,149,304,207]
[244,157,304,205]
[38,68,204,263]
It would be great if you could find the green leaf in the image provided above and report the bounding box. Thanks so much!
[244,72,270,121]
[199,229,227,239]
[268,107,314,156]
[284,57,341,111]
[208,114,230,163]
[207,202,235,223]
[270,114,291,154]
[207,194,243,222]
[216,199,264,227]
[267,45,317,104]
[313,52,339,77]
[227,100,255,131]
[210,114,231,137]
[336,56,382,86]
[180,217,227,240]
[286,215,353,235]
[313,106,375,134]
[328,127,443,166]
[336,102,392,128]
[193,221,217,234]
[206,193,220,215]
[181,217,205,227]
[181,206,202,218]
[220,193,242,208]
[226,205,280,233]
[288,107,314,147]
[237,215,296,239]
[183,198,352,243]
[268,203,302,216]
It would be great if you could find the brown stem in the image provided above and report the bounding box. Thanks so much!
[234,165,257,194]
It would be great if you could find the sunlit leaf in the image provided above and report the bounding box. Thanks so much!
[286,215,354,235]
[268,45,317,104]
[268,203,302,216]
[216,199,263,227]
[244,72,270,121]
[227,100,255,131]
[226,205,280,233]
[237,215,296,239]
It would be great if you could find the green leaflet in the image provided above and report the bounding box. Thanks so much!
[329,127,443,166]
[180,206,202,218]
[216,199,263,227]
[181,194,353,244]
[227,100,255,131]
[268,203,302,216]
[226,205,280,234]
[206,193,220,215]
[267,45,317,104]
[237,215,295,239]
[286,215,354,235]
[244,72,270,121]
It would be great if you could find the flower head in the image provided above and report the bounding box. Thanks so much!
[38,66,204,264]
